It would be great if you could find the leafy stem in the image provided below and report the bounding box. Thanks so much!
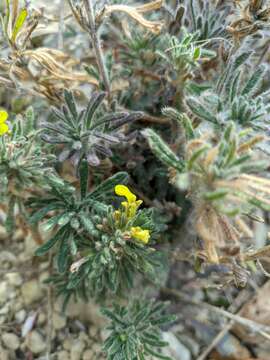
[83,0,111,100]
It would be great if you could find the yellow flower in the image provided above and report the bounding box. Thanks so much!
[115,184,136,202]
[130,226,150,244]
[0,110,10,136]
[115,185,142,219]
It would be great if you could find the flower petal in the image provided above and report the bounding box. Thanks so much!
[0,123,9,135]
[131,226,150,244]
[115,185,136,203]
[0,110,8,124]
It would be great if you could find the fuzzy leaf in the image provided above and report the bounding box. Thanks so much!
[35,226,67,256]
[143,129,184,172]
[186,97,217,123]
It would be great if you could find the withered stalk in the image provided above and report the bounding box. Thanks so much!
[83,0,111,99]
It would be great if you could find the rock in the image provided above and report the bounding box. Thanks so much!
[78,331,89,342]
[13,299,23,312]
[83,349,94,359]
[9,290,17,299]
[5,272,23,287]
[63,338,72,351]
[0,315,6,325]
[58,350,70,360]
[15,309,27,324]
[26,330,46,354]
[53,311,67,330]
[178,334,200,357]
[234,281,270,343]
[65,300,106,327]
[88,326,99,339]
[2,332,20,350]
[0,282,9,304]
[92,342,102,354]
[21,280,43,305]
[213,333,250,359]
[0,346,9,360]
[0,303,10,315]
[0,225,7,240]
[70,339,86,360]
[12,228,25,241]
[0,251,16,265]
[162,332,191,360]
[39,271,50,287]
[24,233,38,257]
[37,312,46,326]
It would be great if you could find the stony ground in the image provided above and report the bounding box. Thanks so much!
[0,224,108,360]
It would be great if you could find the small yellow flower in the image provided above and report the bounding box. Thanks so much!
[115,185,142,219]
[130,226,150,244]
[0,110,10,136]
[115,185,136,203]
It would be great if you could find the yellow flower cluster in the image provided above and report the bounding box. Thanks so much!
[114,185,150,244]
[0,110,10,136]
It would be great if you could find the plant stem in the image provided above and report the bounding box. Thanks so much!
[161,287,270,338]
[83,0,111,99]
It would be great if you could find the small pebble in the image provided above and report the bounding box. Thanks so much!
[21,280,43,305]
[5,272,23,287]
[0,282,9,304]
[53,311,67,330]
[15,309,27,324]
[2,332,20,350]
[70,339,86,360]
[83,349,94,360]
[58,350,70,360]
[26,330,46,354]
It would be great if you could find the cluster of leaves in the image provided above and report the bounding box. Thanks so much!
[144,106,270,265]
[30,170,166,305]
[186,50,270,131]
[42,90,142,168]
[2,0,270,359]
[102,299,175,360]
[0,107,55,232]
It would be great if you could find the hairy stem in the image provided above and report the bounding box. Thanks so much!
[83,0,111,99]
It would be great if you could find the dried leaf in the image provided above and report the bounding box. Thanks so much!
[102,2,163,34]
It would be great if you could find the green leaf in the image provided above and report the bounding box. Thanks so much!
[29,203,62,225]
[232,51,252,72]
[79,213,95,233]
[24,106,35,135]
[144,345,172,360]
[186,97,217,123]
[193,47,201,60]
[85,92,106,129]
[162,107,194,140]
[11,8,27,43]
[241,65,266,96]
[57,238,69,273]
[35,226,68,256]
[142,129,184,172]
[229,71,241,103]
[5,196,16,234]
[64,90,78,120]
[204,189,228,201]
[223,122,235,141]
[79,159,89,199]
[187,145,209,170]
